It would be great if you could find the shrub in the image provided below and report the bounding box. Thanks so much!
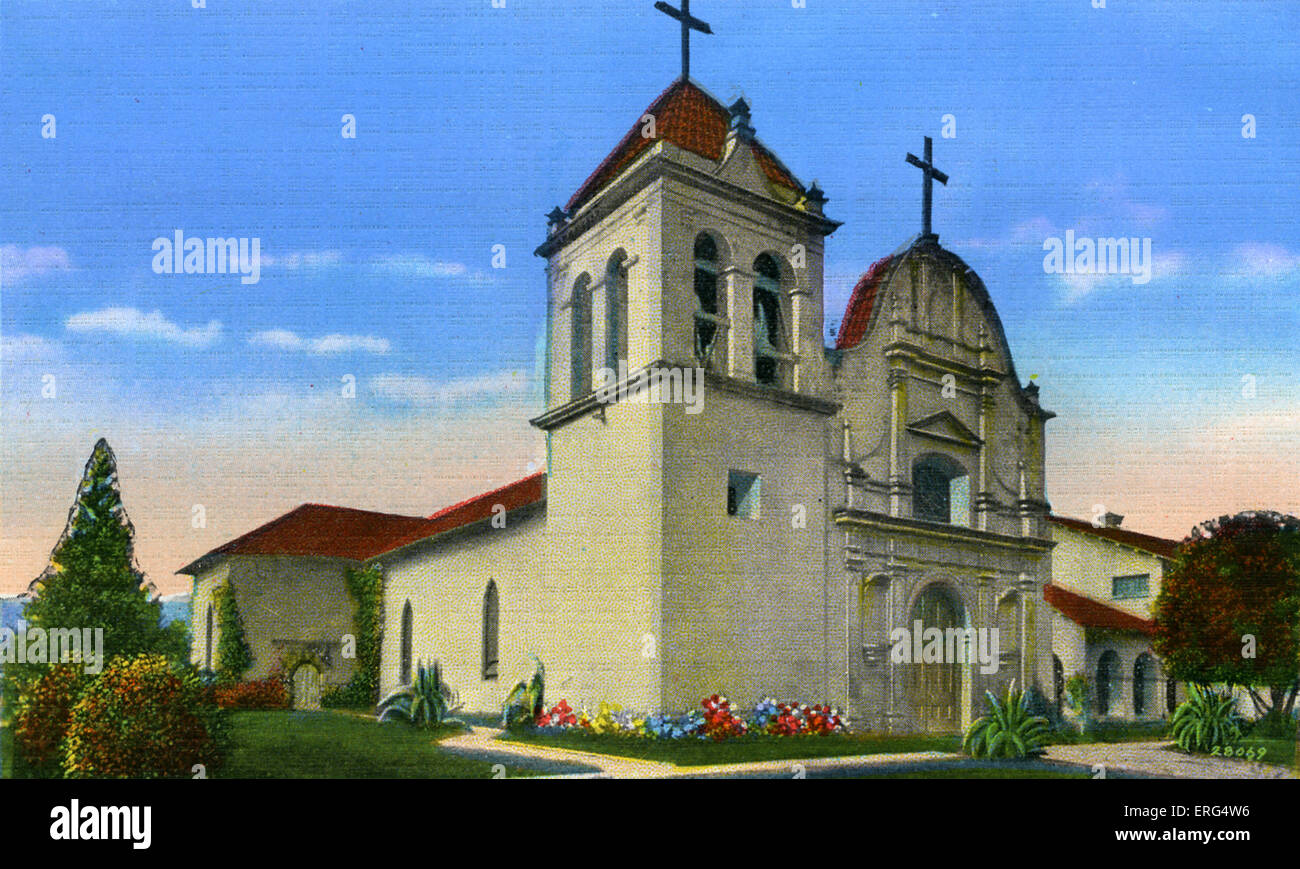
[964,680,1050,759]
[502,656,545,729]
[1064,673,1090,715]
[321,674,378,710]
[214,674,289,710]
[62,654,225,778]
[13,664,86,772]
[1170,684,1245,754]
[378,660,463,729]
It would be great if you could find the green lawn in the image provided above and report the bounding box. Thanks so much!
[220,710,543,778]
[1044,720,1170,745]
[501,729,961,766]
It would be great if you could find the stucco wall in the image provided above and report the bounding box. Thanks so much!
[1049,525,1167,618]
[190,555,357,686]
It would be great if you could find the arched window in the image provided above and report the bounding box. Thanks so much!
[204,605,214,670]
[1133,653,1155,716]
[752,254,786,386]
[482,580,499,681]
[570,274,592,399]
[1097,650,1120,716]
[400,600,414,686]
[605,253,629,373]
[912,454,970,525]
[694,234,721,366]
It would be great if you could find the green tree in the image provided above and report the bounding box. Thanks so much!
[1153,511,1300,720]
[22,439,185,670]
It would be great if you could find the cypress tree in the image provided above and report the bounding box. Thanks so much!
[22,439,186,668]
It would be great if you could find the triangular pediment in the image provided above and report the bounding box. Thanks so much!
[906,411,982,447]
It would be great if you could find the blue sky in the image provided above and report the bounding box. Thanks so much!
[3,0,1298,592]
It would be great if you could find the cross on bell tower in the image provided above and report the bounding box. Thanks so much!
[905,136,949,239]
[654,0,713,80]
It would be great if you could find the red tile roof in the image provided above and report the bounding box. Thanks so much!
[566,78,802,213]
[177,473,546,575]
[1047,515,1180,559]
[835,255,894,350]
[1043,583,1156,635]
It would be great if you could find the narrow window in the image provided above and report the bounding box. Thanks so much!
[400,600,413,686]
[570,275,592,399]
[727,470,760,518]
[1053,655,1064,715]
[694,234,720,367]
[482,581,499,681]
[204,604,214,670]
[752,254,785,386]
[1166,678,1179,715]
[605,253,629,373]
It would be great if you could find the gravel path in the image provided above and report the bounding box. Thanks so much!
[1043,741,1298,780]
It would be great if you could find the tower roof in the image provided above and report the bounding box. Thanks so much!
[565,77,805,214]
[835,255,895,350]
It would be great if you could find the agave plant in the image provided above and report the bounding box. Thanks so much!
[377,660,463,729]
[964,680,1051,759]
[1170,684,1245,753]
[502,656,545,729]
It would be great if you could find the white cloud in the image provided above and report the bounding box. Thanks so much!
[371,254,493,284]
[259,249,343,270]
[249,329,391,355]
[373,254,466,278]
[65,307,222,348]
[369,370,528,405]
[1232,243,1300,277]
[1,245,71,282]
[1055,249,1190,303]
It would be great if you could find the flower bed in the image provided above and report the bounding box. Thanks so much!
[529,694,847,741]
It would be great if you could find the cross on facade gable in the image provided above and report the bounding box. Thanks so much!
[905,136,949,238]
[654,0,712,80]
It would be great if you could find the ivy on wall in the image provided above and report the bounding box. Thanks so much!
[322,564,383,709]
[212,579,252,684]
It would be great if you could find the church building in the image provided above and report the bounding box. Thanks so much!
[180,8,1064,733]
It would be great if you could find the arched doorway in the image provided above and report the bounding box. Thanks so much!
[1133,653,1153,716]
[1097,650,1120,716]
[291,664,322,711]
[904,583,965,732]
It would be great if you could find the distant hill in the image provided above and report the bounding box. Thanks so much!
[158,593,191,629]
[0,595,27,633]
[0,592,189,634]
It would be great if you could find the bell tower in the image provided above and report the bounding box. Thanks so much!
[530,65,845,711]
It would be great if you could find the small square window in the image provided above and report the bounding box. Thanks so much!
[1112,574,1150,600]
[727,471,760,518]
